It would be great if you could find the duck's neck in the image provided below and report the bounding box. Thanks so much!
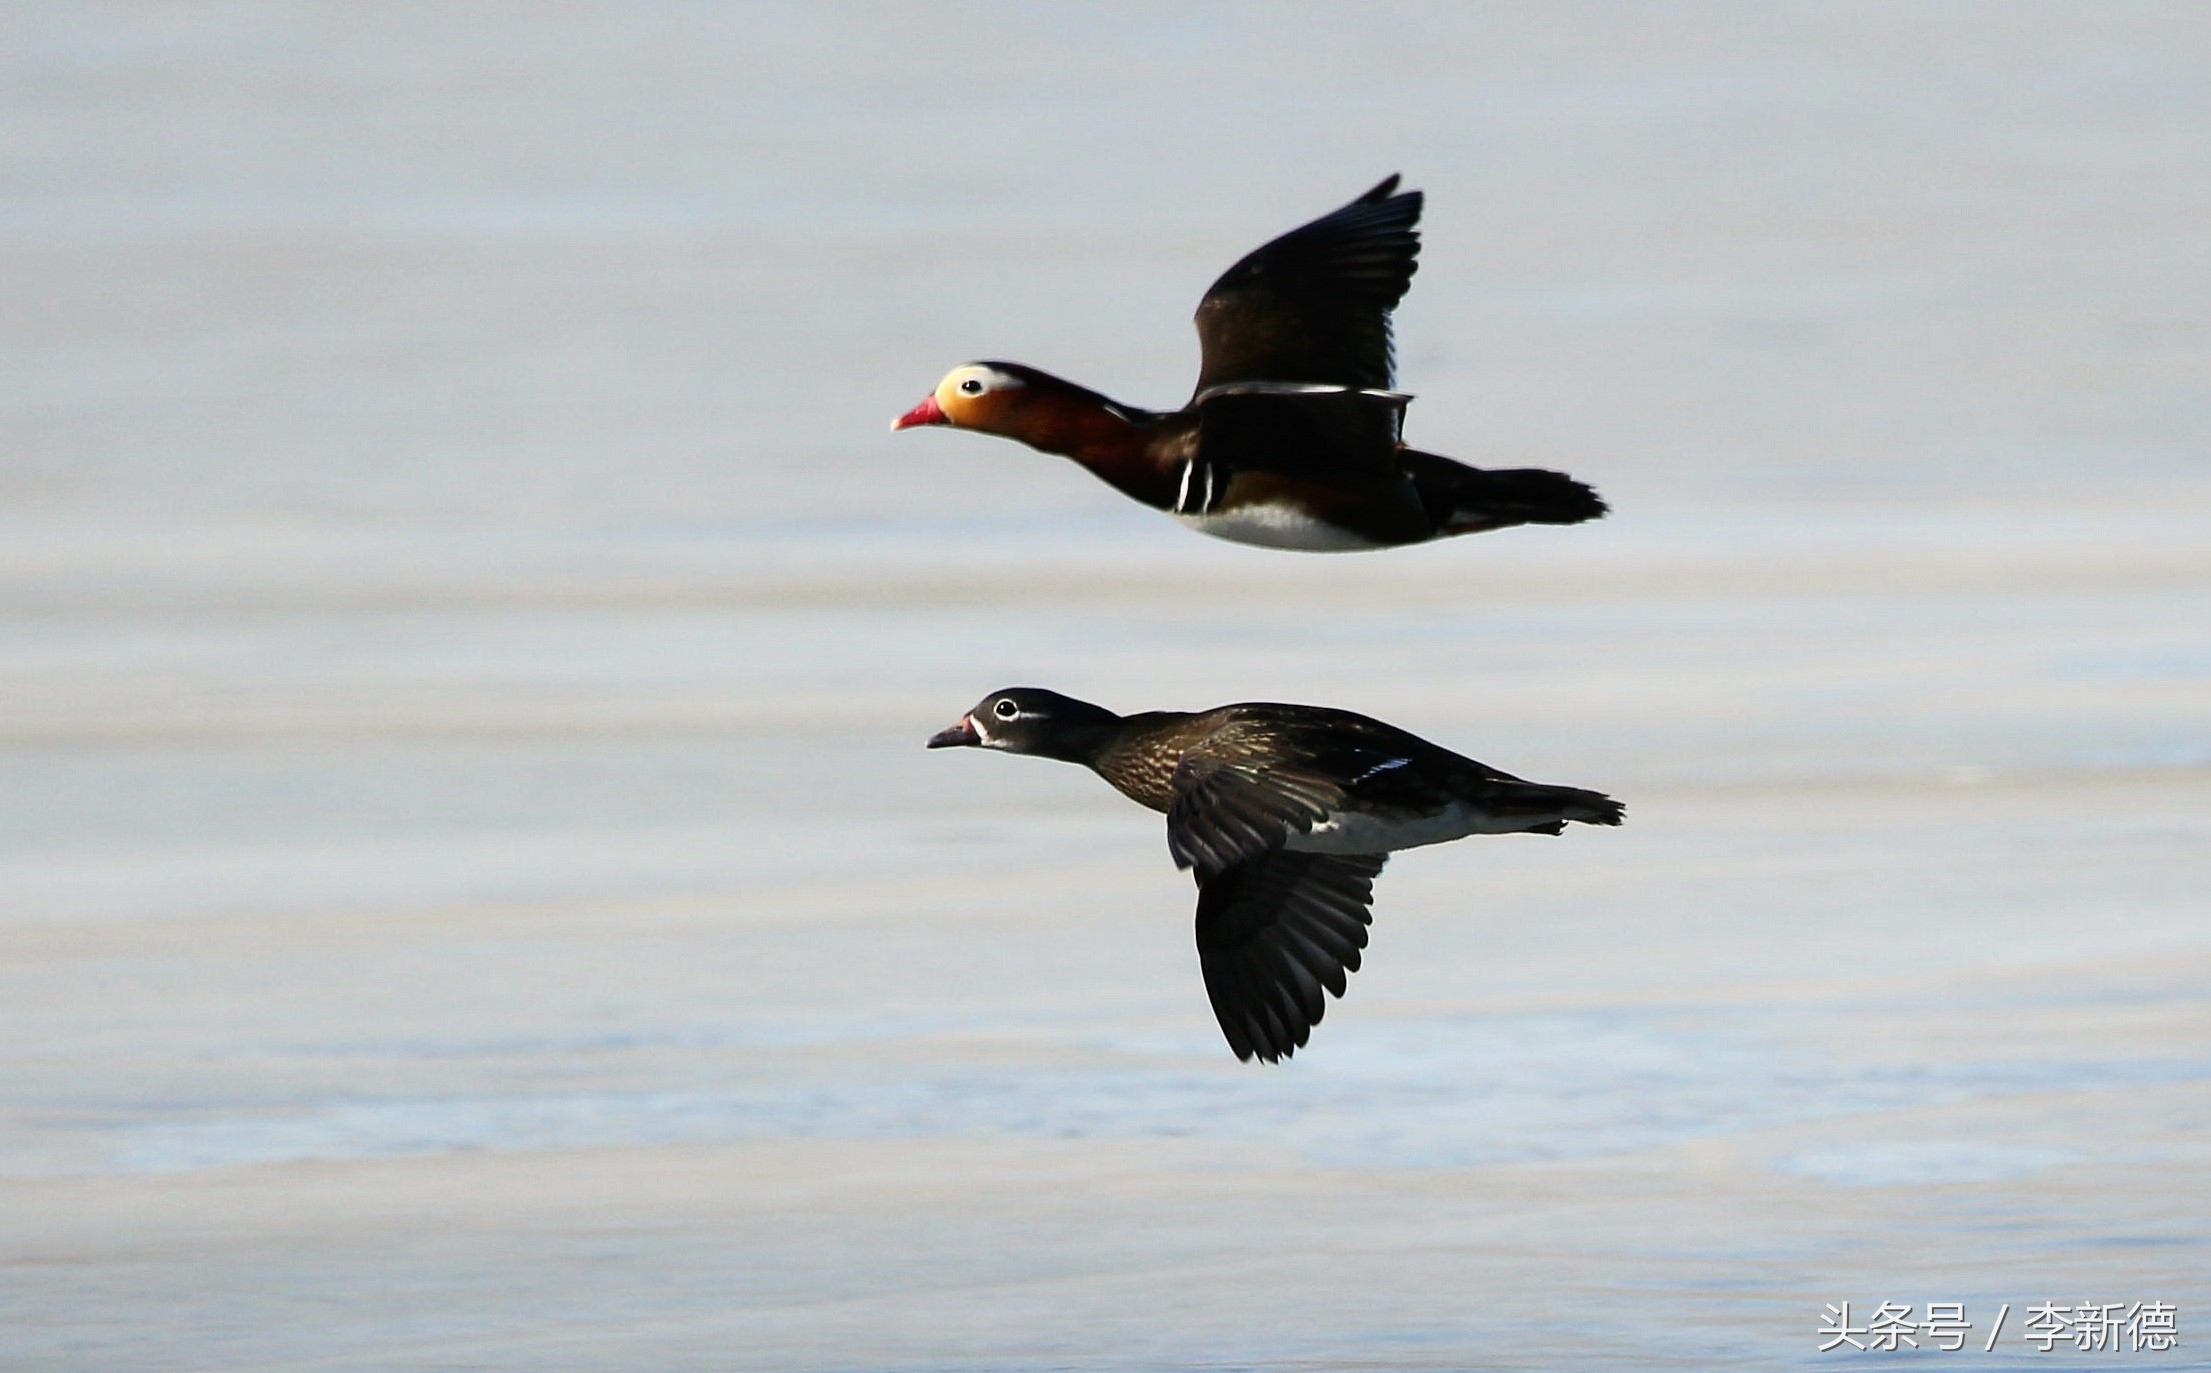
[1022,708,1127,768]
[1010,384,1174,506]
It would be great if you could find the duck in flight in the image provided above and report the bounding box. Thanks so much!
[928,687,1624,1062]
[892,176,1606,552]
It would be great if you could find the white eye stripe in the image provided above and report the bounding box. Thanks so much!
[947,366,1026,395]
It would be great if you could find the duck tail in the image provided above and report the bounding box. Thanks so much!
[1485,780,1626,834]
[1550,785,1626,828]
[1400,450,1608,534]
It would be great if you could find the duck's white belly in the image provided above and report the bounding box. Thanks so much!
[1173,503,1381,552]
[1285,802,1547,855]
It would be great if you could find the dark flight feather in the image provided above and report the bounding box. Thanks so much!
[1196,851,1386,1062]
[1192,175,1423,394]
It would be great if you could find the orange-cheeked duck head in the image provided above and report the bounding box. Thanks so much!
[890,362,1043,436]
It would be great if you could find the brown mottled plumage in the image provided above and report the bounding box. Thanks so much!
[892,177,1606,552]
[928,688,1624,1063]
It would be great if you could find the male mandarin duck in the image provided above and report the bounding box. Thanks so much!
[892,176,1605,551]
[928,687,1624,1062]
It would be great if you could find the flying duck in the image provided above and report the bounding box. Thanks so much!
[892,176,1606,552]
[928,687,1624,1062]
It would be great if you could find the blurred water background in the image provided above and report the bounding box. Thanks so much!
[3,4,2208,1369]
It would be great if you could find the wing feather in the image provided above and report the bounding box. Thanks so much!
[1166,750,1344,879]
[1192,176,1423,394]
[1194,851,1386,1063]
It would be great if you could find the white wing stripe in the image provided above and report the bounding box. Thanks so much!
[1352,757,1411,783]
[1194,381,1415,405]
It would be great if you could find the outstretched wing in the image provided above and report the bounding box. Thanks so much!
[1192,175,1423,395]
[1196,851,1387,1063]
[1166,749,1344,880]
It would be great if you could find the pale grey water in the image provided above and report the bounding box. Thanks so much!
[3,4,2209,1370]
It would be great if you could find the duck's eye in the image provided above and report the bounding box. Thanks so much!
[959,378,985,395]
[993,698,1019,720]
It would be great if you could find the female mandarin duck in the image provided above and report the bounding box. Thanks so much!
[892,176,1605,551]
[928,687,1624,1062]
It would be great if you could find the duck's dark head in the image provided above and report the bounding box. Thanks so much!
[891,362,1140,455]
[927,687,1123,763]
